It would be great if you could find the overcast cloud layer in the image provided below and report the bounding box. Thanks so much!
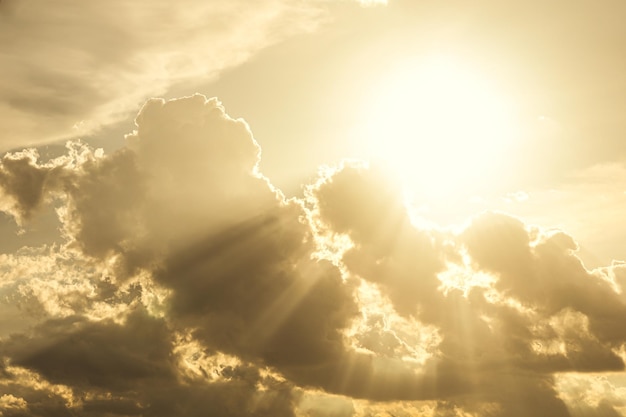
[0,95,625,416]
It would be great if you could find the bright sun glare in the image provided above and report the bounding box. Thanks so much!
[360,56,520,200]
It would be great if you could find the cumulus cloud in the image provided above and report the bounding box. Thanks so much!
[0,95,625,416]
[0,148,72,225]
[306,162,626,414]
[0,0,327,151]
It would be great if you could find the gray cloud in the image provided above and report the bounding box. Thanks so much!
[306,162,626,415]
[6,309,176,391]
[1,95,625,416]
[0,95,427,415]
[463,212,626,347]
[0,148,72,225]
[307,163,445,319]
[2,310,299,417]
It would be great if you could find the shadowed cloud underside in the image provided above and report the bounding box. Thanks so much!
[0,95,625,416]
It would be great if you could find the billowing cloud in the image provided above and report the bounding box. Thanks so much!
[307,163,445,319]
[0,0,326,151]
[1,95,625,416]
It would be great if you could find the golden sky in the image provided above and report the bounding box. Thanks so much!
[1,1,626,416]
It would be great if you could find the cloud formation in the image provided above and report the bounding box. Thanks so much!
[0,0,326,151]
[1,95,625,416]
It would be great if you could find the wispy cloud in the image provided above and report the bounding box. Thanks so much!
[0,0,325,151]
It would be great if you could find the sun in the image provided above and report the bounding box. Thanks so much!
[357,55,520,200]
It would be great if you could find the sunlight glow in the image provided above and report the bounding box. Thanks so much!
[359,55,520,200]
[356,0,387,5]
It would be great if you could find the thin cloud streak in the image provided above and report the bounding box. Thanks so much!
[0,0,325,151]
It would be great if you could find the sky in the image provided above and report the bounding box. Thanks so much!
[1,1,626,416]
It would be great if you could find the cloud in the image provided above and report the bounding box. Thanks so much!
[463,212,626,347]
[0,95,425,414]
[5,309,176,391]
[1,312,299,416]
[487,162,626,268]
[307,162,445,318]
[0,0,325,151]
[1,95,625,416]
[0,148,71,225]
[556,374,626,417]
[307,162,626,415]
